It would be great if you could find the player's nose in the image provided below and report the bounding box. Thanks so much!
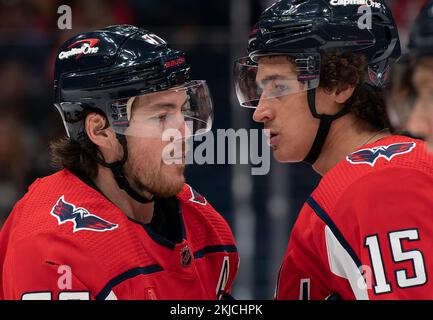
[253,98,274,123]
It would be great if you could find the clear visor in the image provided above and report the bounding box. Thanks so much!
[386,91,417,130]
[385,59,419,131]
[108,80,213,139]
[388,90,433,130]
[233,56,320,108]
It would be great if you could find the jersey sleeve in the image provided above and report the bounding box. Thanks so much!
[277,167,433,300]
[2,233,100,300]
[333,168,433,299]
[276,201,358,300]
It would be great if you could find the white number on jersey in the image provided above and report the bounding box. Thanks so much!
[365,228,427,294]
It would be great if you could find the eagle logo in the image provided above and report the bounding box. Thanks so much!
[347,142,416,167]
[188,185,207,205]
[50,196,118,233]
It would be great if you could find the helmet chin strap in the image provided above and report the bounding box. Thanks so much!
[303,89,351,165]
[97,134,155,204]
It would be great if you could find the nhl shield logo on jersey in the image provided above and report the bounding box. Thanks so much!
[50,196,118,233]
[180,245,192,267]
[347,142,416,167]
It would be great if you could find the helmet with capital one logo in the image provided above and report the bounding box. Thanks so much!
[234,0,401,108]
[53,25,214,203]
[54,24,213,142]
[233,0,400,164]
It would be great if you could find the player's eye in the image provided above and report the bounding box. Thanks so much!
[269,81,296,98]
[273,83,291,94]
[149,113,168,125]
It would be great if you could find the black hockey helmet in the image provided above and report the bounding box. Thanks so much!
[54,24,212,142]
[408,0,433,58]
[234,0,401,164]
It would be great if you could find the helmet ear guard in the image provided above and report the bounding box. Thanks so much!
[55,102,89,141]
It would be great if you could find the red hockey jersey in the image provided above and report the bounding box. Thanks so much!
[0,169,238,300]
[277,135,433,300]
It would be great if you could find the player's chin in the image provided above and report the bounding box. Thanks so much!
[162,161,186,175]
[159,173,185,197]
[272,147,304,163]
[163,163,186,184]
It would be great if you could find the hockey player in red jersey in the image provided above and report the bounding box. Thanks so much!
[234,0,433,299]
[0,25,238,300]
[387,1,433,151]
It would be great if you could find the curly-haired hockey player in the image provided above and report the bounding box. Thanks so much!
[234,0,433,299]
[0,25,238,300]
[387,0,433,151]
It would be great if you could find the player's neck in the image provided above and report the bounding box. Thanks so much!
[93,166,154,223]
[312,114,391,176]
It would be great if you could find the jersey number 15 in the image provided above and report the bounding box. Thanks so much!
[364,228,427,295]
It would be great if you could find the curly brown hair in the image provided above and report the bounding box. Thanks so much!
[319,51,391,131]
[50,110,108,179]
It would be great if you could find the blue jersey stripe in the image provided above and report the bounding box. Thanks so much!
[306,196,362,268]
[96,264,163,300]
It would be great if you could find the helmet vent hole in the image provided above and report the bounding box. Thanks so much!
[97,62,161,87]
[292,0,308,5]
[269,22,313,37]
[384,27,392,42]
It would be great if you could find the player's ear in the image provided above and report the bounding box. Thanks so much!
[85,112,117,150]
[334,86,355,104]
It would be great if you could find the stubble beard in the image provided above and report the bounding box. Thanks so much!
[125,159,186,198]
